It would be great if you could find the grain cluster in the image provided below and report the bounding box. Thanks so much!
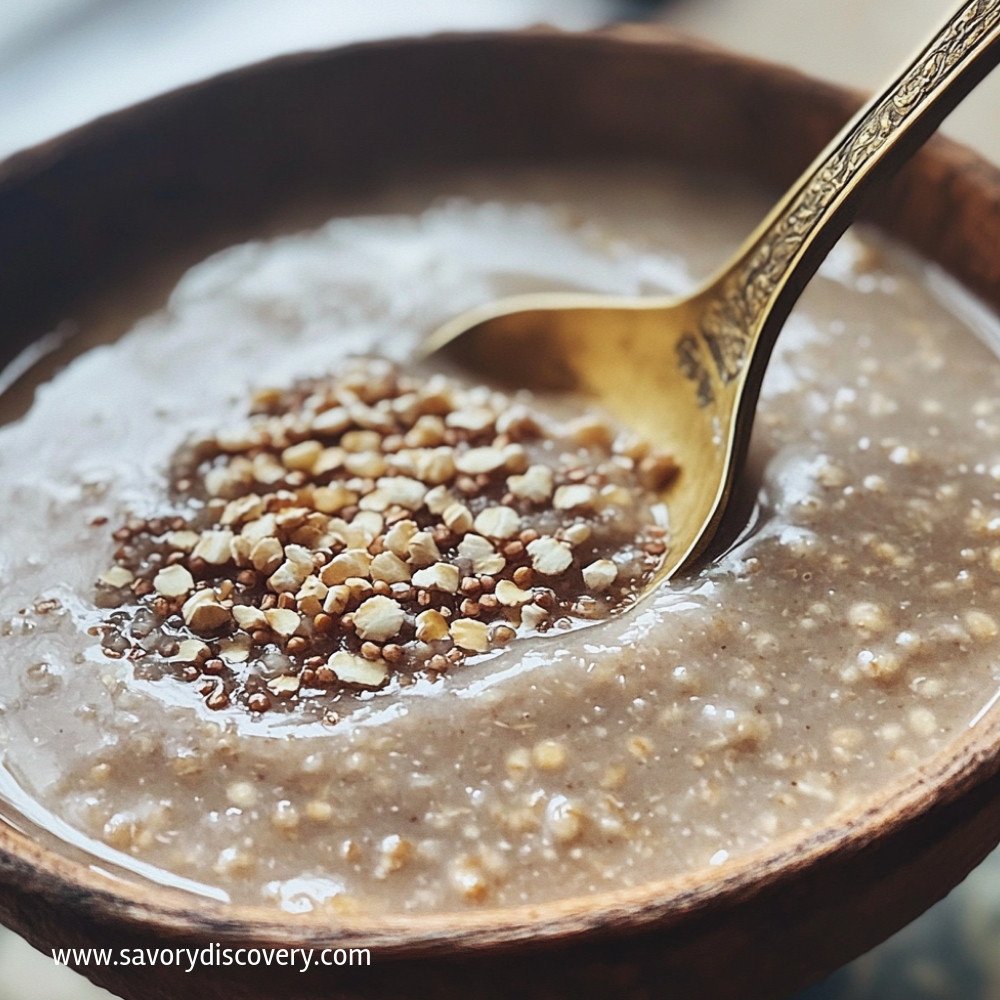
[96,359,676,715]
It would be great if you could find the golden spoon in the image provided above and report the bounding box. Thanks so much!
[423,0,1000,587]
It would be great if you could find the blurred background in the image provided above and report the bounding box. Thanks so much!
[1,1,998,997]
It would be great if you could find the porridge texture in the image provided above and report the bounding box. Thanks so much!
[1,168,999,914]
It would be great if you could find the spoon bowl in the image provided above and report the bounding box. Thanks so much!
[424,290,724,583]
[426,0,1000,587]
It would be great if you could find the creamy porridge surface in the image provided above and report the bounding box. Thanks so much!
[1,167,999,915]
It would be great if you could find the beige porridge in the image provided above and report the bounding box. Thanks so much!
[0,166,998,915]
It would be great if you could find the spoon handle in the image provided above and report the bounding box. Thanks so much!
[695,0,1000,401]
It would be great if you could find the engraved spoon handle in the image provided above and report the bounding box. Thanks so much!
[699,0,1000,409]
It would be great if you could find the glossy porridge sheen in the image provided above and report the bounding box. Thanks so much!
[1,166,999,915]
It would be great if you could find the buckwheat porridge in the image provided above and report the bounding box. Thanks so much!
[1,166,999,915]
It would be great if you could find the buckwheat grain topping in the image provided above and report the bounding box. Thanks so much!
[94,359,676,716]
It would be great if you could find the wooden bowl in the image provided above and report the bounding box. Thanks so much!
[1,27,999,1000]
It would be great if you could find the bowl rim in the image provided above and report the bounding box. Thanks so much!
[1,24,999,958]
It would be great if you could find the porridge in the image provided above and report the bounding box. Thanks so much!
[0,166,999,915]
